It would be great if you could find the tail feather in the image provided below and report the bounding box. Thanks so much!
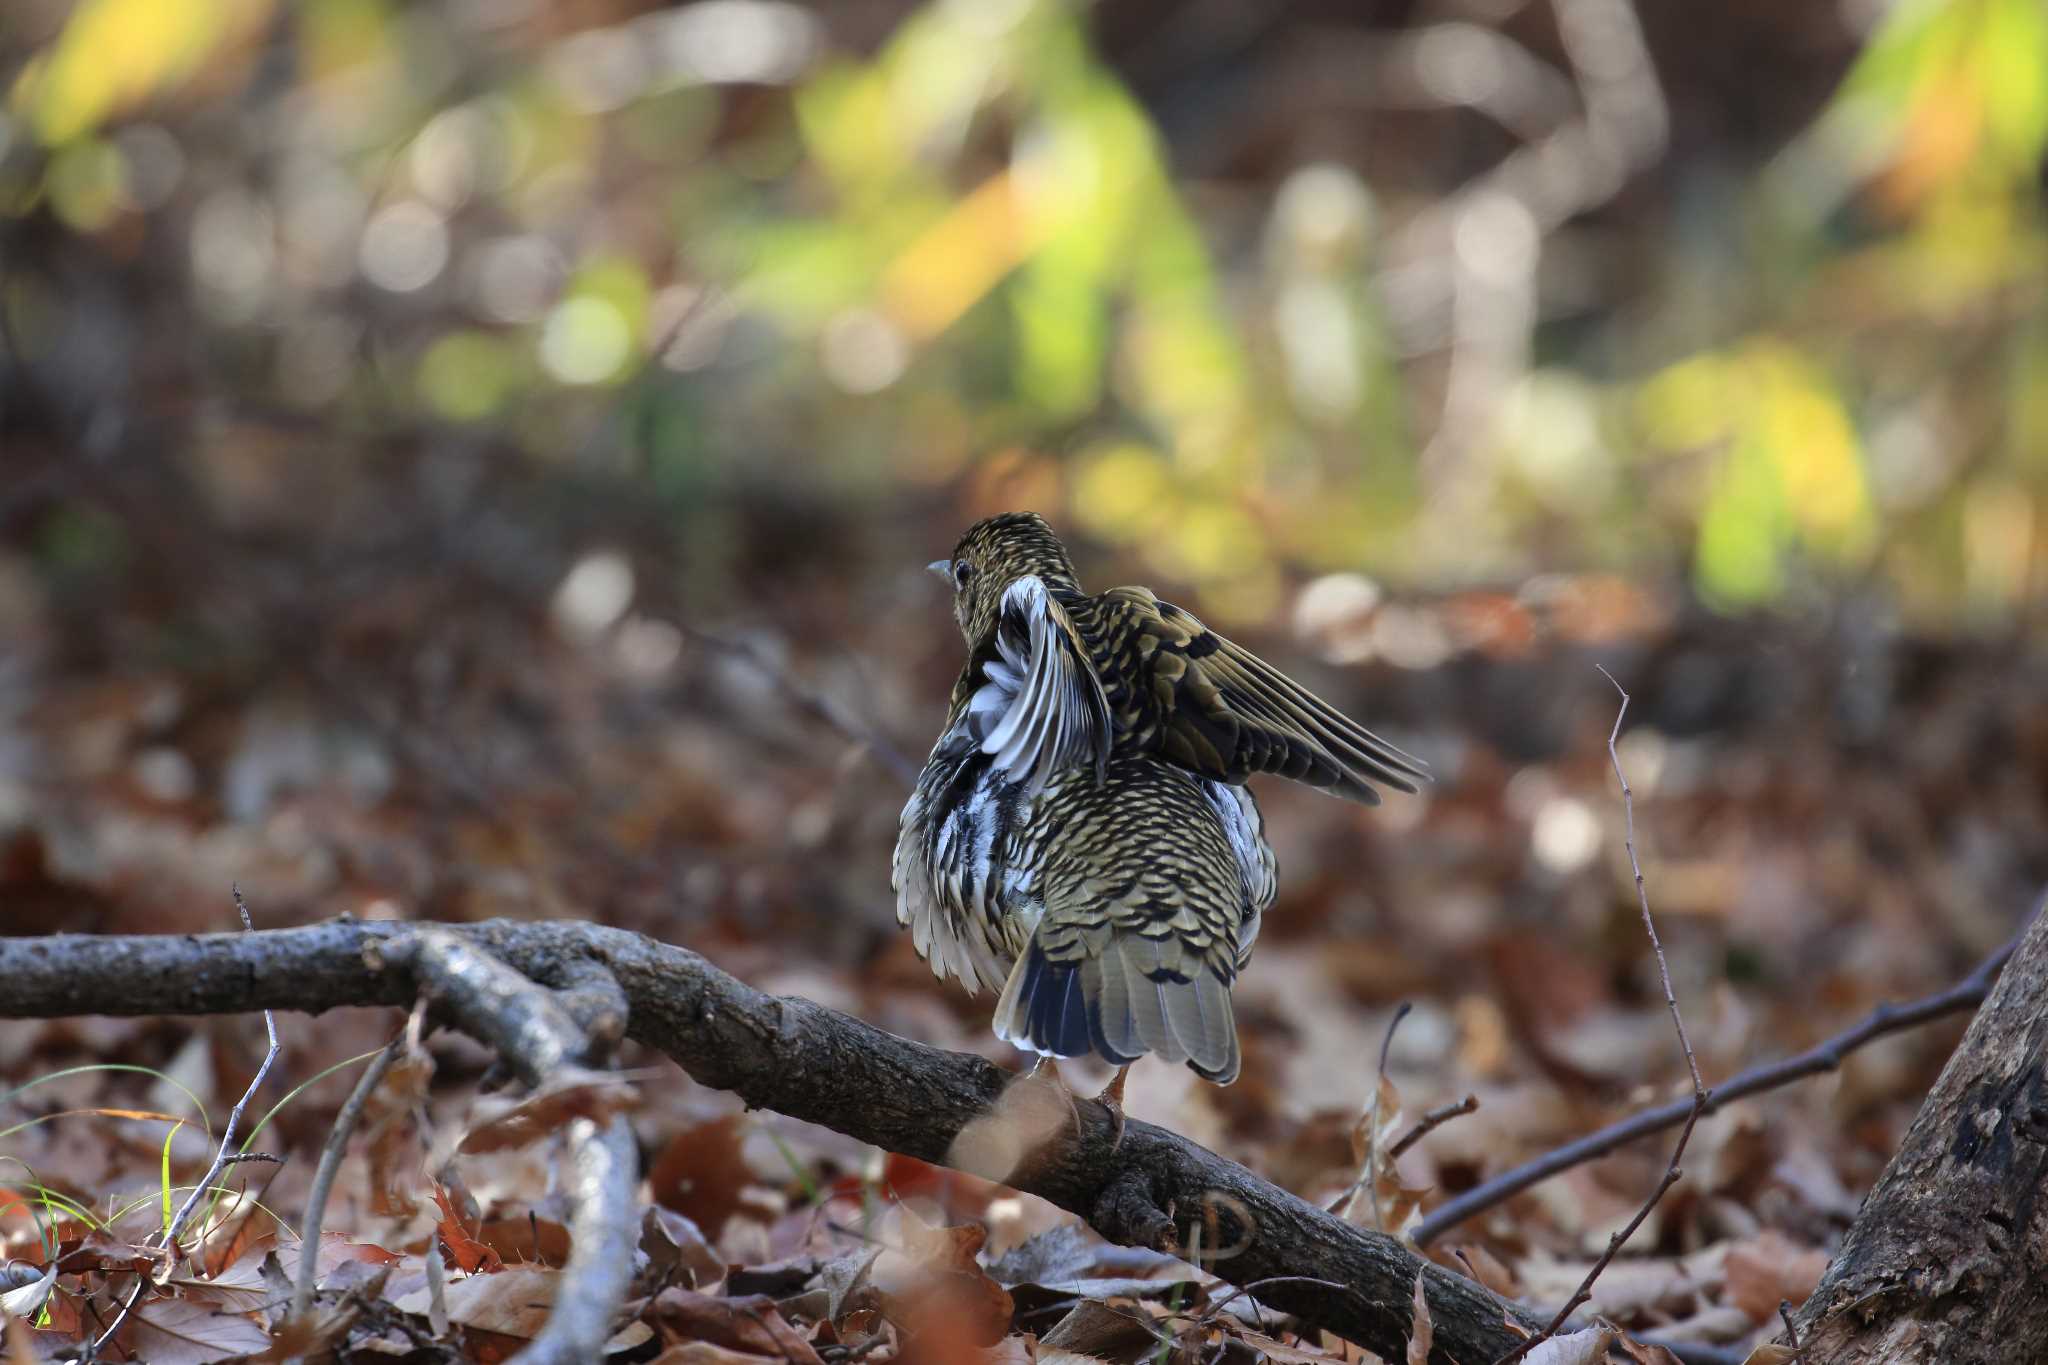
[994,935,1240,1084]
[1166,961,1235,1083]
[994,944,1104,1062]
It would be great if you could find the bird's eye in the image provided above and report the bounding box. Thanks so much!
[953,561,972,588]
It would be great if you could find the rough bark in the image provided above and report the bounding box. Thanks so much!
[0,919,1540,1364]
[1795,905,2048,1364]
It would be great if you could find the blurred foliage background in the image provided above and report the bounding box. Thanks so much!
[5,0,2044,627]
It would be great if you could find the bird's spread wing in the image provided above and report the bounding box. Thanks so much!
[1088,586,1428,805]
[971,575,1112,794]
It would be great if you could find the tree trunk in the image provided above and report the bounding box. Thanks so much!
[1795,905,2048,1363]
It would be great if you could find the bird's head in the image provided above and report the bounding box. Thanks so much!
[931,511,1081,643]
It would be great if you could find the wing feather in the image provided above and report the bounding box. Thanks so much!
[1092,587,1427,804]
[977,576,1112,793]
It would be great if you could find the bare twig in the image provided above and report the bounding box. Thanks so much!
[1199,1275,1352,1325]
[1390,1097,1481,1160]
[290,1030,406,1323]
[1377,1002,1412,1077]
[1779,1298,1804,1359]
[1599,671,1705,1101]
[92,890,283,1357]
[518,1116,638,1365]
[1328,1002,1411,1223]
[681,623,920,789]
[1367,1002,1410,1229]
[1414,901,2034,1245]
[1489,671,1709,1365]
[371,928,640,1365]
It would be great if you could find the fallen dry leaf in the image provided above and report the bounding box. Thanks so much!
[5,1312,39,1365]
[366,1051,433,1219]
[648,1343,785,1365]
[1224,1325,1358,1363]
[1039,1298,1160,1357]
[651,1288,826,1365]
[1405,1270,1433,1365]
[643,1204,725,1290]
[946,1064,1079,1185]
[985,1220,1181,1289]
[459,1070,641,1154]
[394,1263,558,1337]
[1723,1230,1827,1324]
[1738,1347,1800,1365]
[121,1296,271,1365]
[650,1115,762,1241]
[472,1212,572,1267]
[871,1205,1014,1353]
[1614,1334,1685,1363]
[1522,1326,1616,1365]
[431,1184,504,1274]
[0,1267,54,1319]
[1335,1074,1432,1236]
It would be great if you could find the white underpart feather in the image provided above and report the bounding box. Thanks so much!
[1200,779,1277,958]
[976,576,1107,795]
[894,576,1112,1001]
[892,738,1037,997]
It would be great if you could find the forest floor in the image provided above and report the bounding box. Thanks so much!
[3,480,2044,1363]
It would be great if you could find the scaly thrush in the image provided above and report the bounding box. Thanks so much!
[894,511,1424,1086]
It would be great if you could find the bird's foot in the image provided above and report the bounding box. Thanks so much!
[1095,1064,1131,1152]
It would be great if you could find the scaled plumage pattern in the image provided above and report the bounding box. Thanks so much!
[894,511,1424,1084]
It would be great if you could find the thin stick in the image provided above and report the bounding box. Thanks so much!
[1200,1275,1354,1324]
[680,623,920,789]
[94,889,282,1355]
[1390,1096,1480,1160]
[1490,670,1710,1365]
[1369,1002,1410,1231]
[289,1030,405,1323]
[1329,1003,1412,1222]
[1597,670,1705,1100]
[1780,1298,1804,1359]
[1415,894,2037,1246]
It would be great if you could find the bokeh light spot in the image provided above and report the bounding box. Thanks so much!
[359,201,449,293]
[540,296,631,385]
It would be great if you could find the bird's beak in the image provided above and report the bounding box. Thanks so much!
[928,559,953,584]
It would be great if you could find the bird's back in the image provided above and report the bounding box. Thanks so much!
[993,756,1274,1084]
[894,733,1276,1083]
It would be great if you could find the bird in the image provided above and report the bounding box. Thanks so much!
[893,511,1425,1100]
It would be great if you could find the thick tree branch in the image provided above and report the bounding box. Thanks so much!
[0,919,1540,1363]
